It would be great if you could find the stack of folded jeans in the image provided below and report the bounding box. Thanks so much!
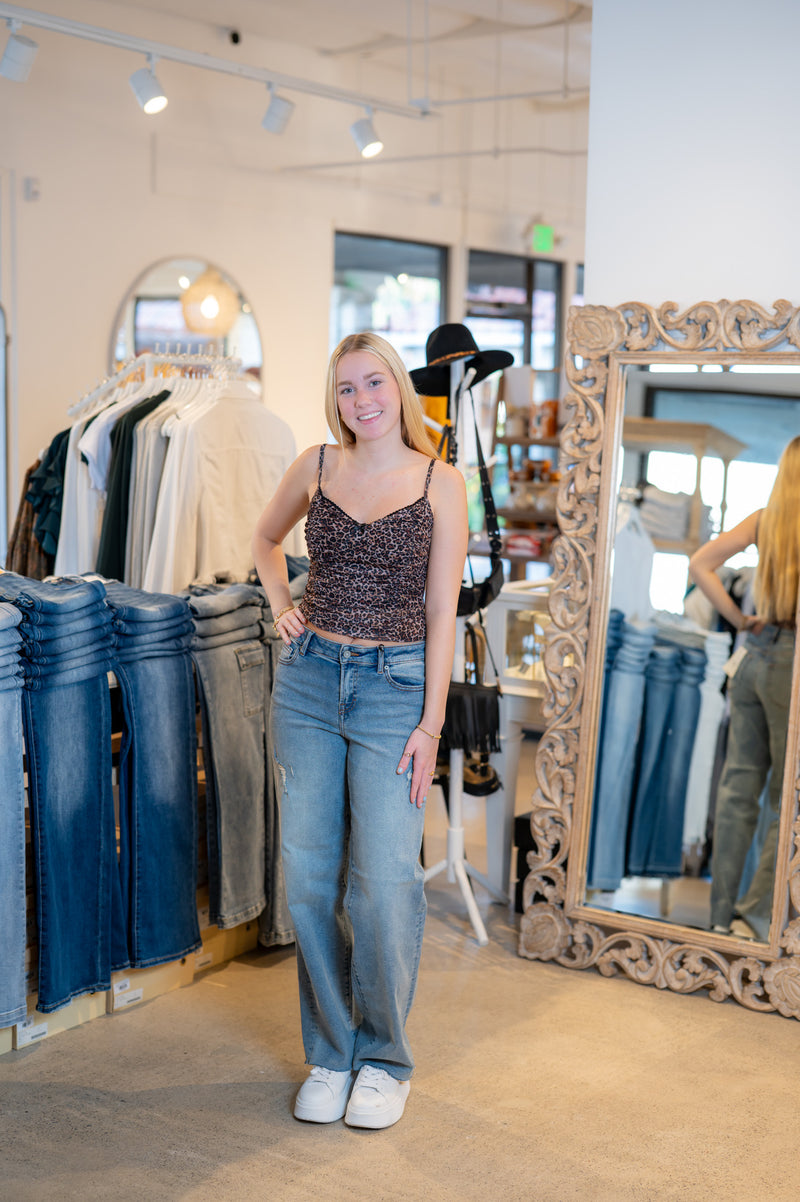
[0,572,116,1013]
[101,580,201,970]
[184,584,271,930]
[0,602,26,1027]
[587,618,657,891]
[627,642,706,877]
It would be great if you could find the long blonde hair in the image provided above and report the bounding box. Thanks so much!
[324,332,437,455]
[754,434,800,625]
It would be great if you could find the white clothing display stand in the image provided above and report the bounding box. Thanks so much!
[421,362,507,946]
[423,617,509,946]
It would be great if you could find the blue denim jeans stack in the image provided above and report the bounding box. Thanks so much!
[101,580,202,970]
[627,642,706,877]
[0,602,27,1026]
[0,572,116,1012]
[588,618,657,891]
[184,583,273,931]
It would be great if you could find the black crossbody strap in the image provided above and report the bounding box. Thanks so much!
[467,388,502,560]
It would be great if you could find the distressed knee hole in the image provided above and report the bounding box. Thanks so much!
[273,754,293,793]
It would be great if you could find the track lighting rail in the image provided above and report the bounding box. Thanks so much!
[0,2,429,121]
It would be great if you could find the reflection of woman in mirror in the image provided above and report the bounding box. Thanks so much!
[688,435,800,938]
[252,332,468,1128]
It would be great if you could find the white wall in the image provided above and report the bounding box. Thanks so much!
[0,0,587,521]
[585,0,800,307]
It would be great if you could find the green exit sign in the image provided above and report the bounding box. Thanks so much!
[531,223,554,253]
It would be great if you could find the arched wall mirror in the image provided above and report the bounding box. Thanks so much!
[109,257,262,376]
[519,299,800,1021]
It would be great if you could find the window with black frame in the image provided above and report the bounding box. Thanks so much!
[331,233,447,370]
[462,251,564,574]
[464,249,563,404]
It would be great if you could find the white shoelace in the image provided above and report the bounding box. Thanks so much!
[357,1066,390,1091]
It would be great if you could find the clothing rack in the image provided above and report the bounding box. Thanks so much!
[67,348,244,418]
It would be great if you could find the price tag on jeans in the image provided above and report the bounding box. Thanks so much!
[723,645,747,678]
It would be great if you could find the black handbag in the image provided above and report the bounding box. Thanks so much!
[440,621,502,757]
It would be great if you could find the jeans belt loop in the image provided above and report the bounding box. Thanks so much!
[377,643,385,674]
[298,628,313,655]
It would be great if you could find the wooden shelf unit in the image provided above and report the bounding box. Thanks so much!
[621,416,746,555]
[2,681,260,1057]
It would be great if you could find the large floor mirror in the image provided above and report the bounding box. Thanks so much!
[518,300,800,1020]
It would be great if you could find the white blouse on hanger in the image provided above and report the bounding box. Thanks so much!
[143,380,298,593]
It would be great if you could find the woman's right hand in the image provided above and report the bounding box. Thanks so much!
[274,605,306,646]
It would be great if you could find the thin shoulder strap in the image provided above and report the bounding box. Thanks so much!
[317,444,326,487]
[424,457,436,497]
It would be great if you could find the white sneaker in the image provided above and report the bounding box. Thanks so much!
[344,1065,411,1129]
[293,1066,354,1123]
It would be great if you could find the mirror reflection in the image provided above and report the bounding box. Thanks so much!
[584,363,800,941]
[110,257,262,375]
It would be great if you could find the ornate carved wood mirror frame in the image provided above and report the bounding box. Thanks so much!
[518,299,800,1021]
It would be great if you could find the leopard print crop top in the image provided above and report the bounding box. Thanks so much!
[298,445,436,641]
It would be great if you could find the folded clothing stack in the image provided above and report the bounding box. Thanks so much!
[102,579,194,662]
[0,572,114,689]
[639,485,711,543]
[0,600,24,694]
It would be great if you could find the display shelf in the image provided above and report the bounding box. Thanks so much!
[497,506,558,524]
[651,537,699,556]
[486,370,562,583]
[622,417,745,461]
[106,959,195,1014]
[12,991,109,1051]
[494,434,560,448]
[468,533,554,583]
[621,416,746,555]
[3,685,263,1057]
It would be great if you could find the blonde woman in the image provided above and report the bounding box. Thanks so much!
[252,332,468,1128]
[689,435,800,937]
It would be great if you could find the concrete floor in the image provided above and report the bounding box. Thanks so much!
[2,746,800,1201]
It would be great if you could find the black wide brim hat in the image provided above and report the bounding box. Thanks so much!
[410,323,514,397]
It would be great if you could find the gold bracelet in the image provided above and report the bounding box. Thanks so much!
[272,604,295,629]
[416,724,441,740]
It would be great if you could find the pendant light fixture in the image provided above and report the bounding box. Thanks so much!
[349,107,383,158]
[181,267,240,338]
[129,54,167,115]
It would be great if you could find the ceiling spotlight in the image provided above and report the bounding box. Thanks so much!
[350,108,383,159]
[0,28,38,83]
[129,56,168,115]
[261,83,295,135]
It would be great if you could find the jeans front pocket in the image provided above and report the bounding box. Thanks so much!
[235,643,266,717]
[277,638,302,668]
[383,653,425,692]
